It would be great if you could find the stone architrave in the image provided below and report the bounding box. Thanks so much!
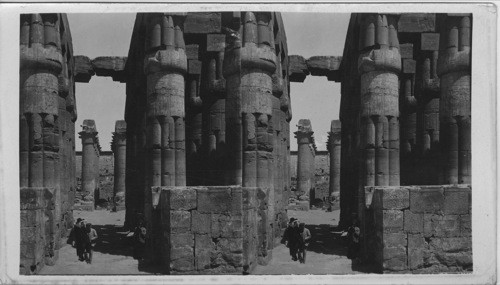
[112,120,127,211]
[437,14,471,185]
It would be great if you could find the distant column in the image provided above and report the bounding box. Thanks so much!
[112,120,127,211]
[437,14,471,184]
[79,119,99,208]
[295,119,315,199]
[328,120,341,198]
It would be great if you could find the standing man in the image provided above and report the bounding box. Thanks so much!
[282,218,301,261]
[297,222,312,263]
[84,223,98,264]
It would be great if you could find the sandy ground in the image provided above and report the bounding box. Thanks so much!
[40,209,366,275]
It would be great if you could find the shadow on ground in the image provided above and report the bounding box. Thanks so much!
[306,224,348,257]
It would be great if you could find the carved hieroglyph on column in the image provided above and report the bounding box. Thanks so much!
[295,119,315,199]
[79,119,100,208]
[112,120,127,211]
[223,11,277,264]
[143,13,187,191]
[328,120,341,198]
[358,14,401,191]
[437,14,471,184]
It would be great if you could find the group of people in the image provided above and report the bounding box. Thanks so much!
[68,218,98,264]
[281,218,311,263]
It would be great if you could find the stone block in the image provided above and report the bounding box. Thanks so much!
[400,43,414,59]
[407,234,428,270]
[168,188,197,211]
[410,187,444,214]
[184,13,221,34]
[404,210,423,233]
[403,59,416,74]
[288,55,309,82]
[421,33,440,51]
[74,55,95,82]
[20,210,42,226]
[398,14,436,33]
[383,246,408,271]
[197,187,234,214]
[382,210,404,232]
[171,233,194,249]
[217,237,243,254]
[171,254,195,272]
[242,187,258,210]
[460,214,471,235]
[206,34,226,52]
[20,188,52,210]
[20,227,42,243]
[91,56,126,77]
[185,44,199,60]
[443,188,470,214]
[230,187,243,214]
[20,242,44,260]
[424,214,461,237]
[383,232,407,248]
[211,214,243,238]
[306,56,341,76]
[170,211,191,233]
[188,60,202,75]
[433,251,472,269]
[192,211,211,234]
[195,249,211,270]
[223,252,243,267]
[429,237,472,253]
[374,187,410,210]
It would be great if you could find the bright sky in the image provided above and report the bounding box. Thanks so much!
[68,13,349,151]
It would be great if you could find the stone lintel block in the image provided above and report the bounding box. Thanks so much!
[326,70,341,82]
[188,59,202,75]
[424,214,461,237]
[404,210,424,233]
[288,55,309,82]
[443,187,470,214]
[170,210,191,233]
[421,33,440,51]
[197,186,240,214]
[206,33,226,52]
[192,210,211,234]
[398,13,436,33]
[429,236,472,253]
[184,13,221,34]
[91,56,127,77]
[211,214,243,238]
[74,55,95,82]
[400,43,414,59]
[373,187,410,210]
[185,44,200,60]
[306,56,341,76]
[20,187,53,210]
[402,59,416,74]
[383,232,407,248]
[410,187,444,214]
[382,246,408,271]
[159,187,197,211]
[382,210,404,233]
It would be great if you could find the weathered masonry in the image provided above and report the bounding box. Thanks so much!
[20,12,472,275]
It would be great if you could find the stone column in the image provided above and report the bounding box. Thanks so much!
[437,14,471,184]
[415,34,440,185]
[201,49,226,186]
[295,119,314,200]
[186,57,203,186]
[79,119,99,208]
[112,120,127,211]
[358,14,401,191]
[20,13,63,264]
[223,11,277,264]
[143,13,187,190]
[328,120,341,199]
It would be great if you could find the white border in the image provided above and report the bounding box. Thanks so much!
[0,2,497,284]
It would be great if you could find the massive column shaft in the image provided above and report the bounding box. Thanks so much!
[358,14,401,192]
[437,14,471,184]
[79,120,100,206]
[112,120,127,211]
[328,120,341,198]
[143,13,187,190]
[295,119,315,198]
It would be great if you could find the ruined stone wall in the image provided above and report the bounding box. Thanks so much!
[150,186,268,274]
[365,185,472,273]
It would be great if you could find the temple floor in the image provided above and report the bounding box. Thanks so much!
[40,209,371,275]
